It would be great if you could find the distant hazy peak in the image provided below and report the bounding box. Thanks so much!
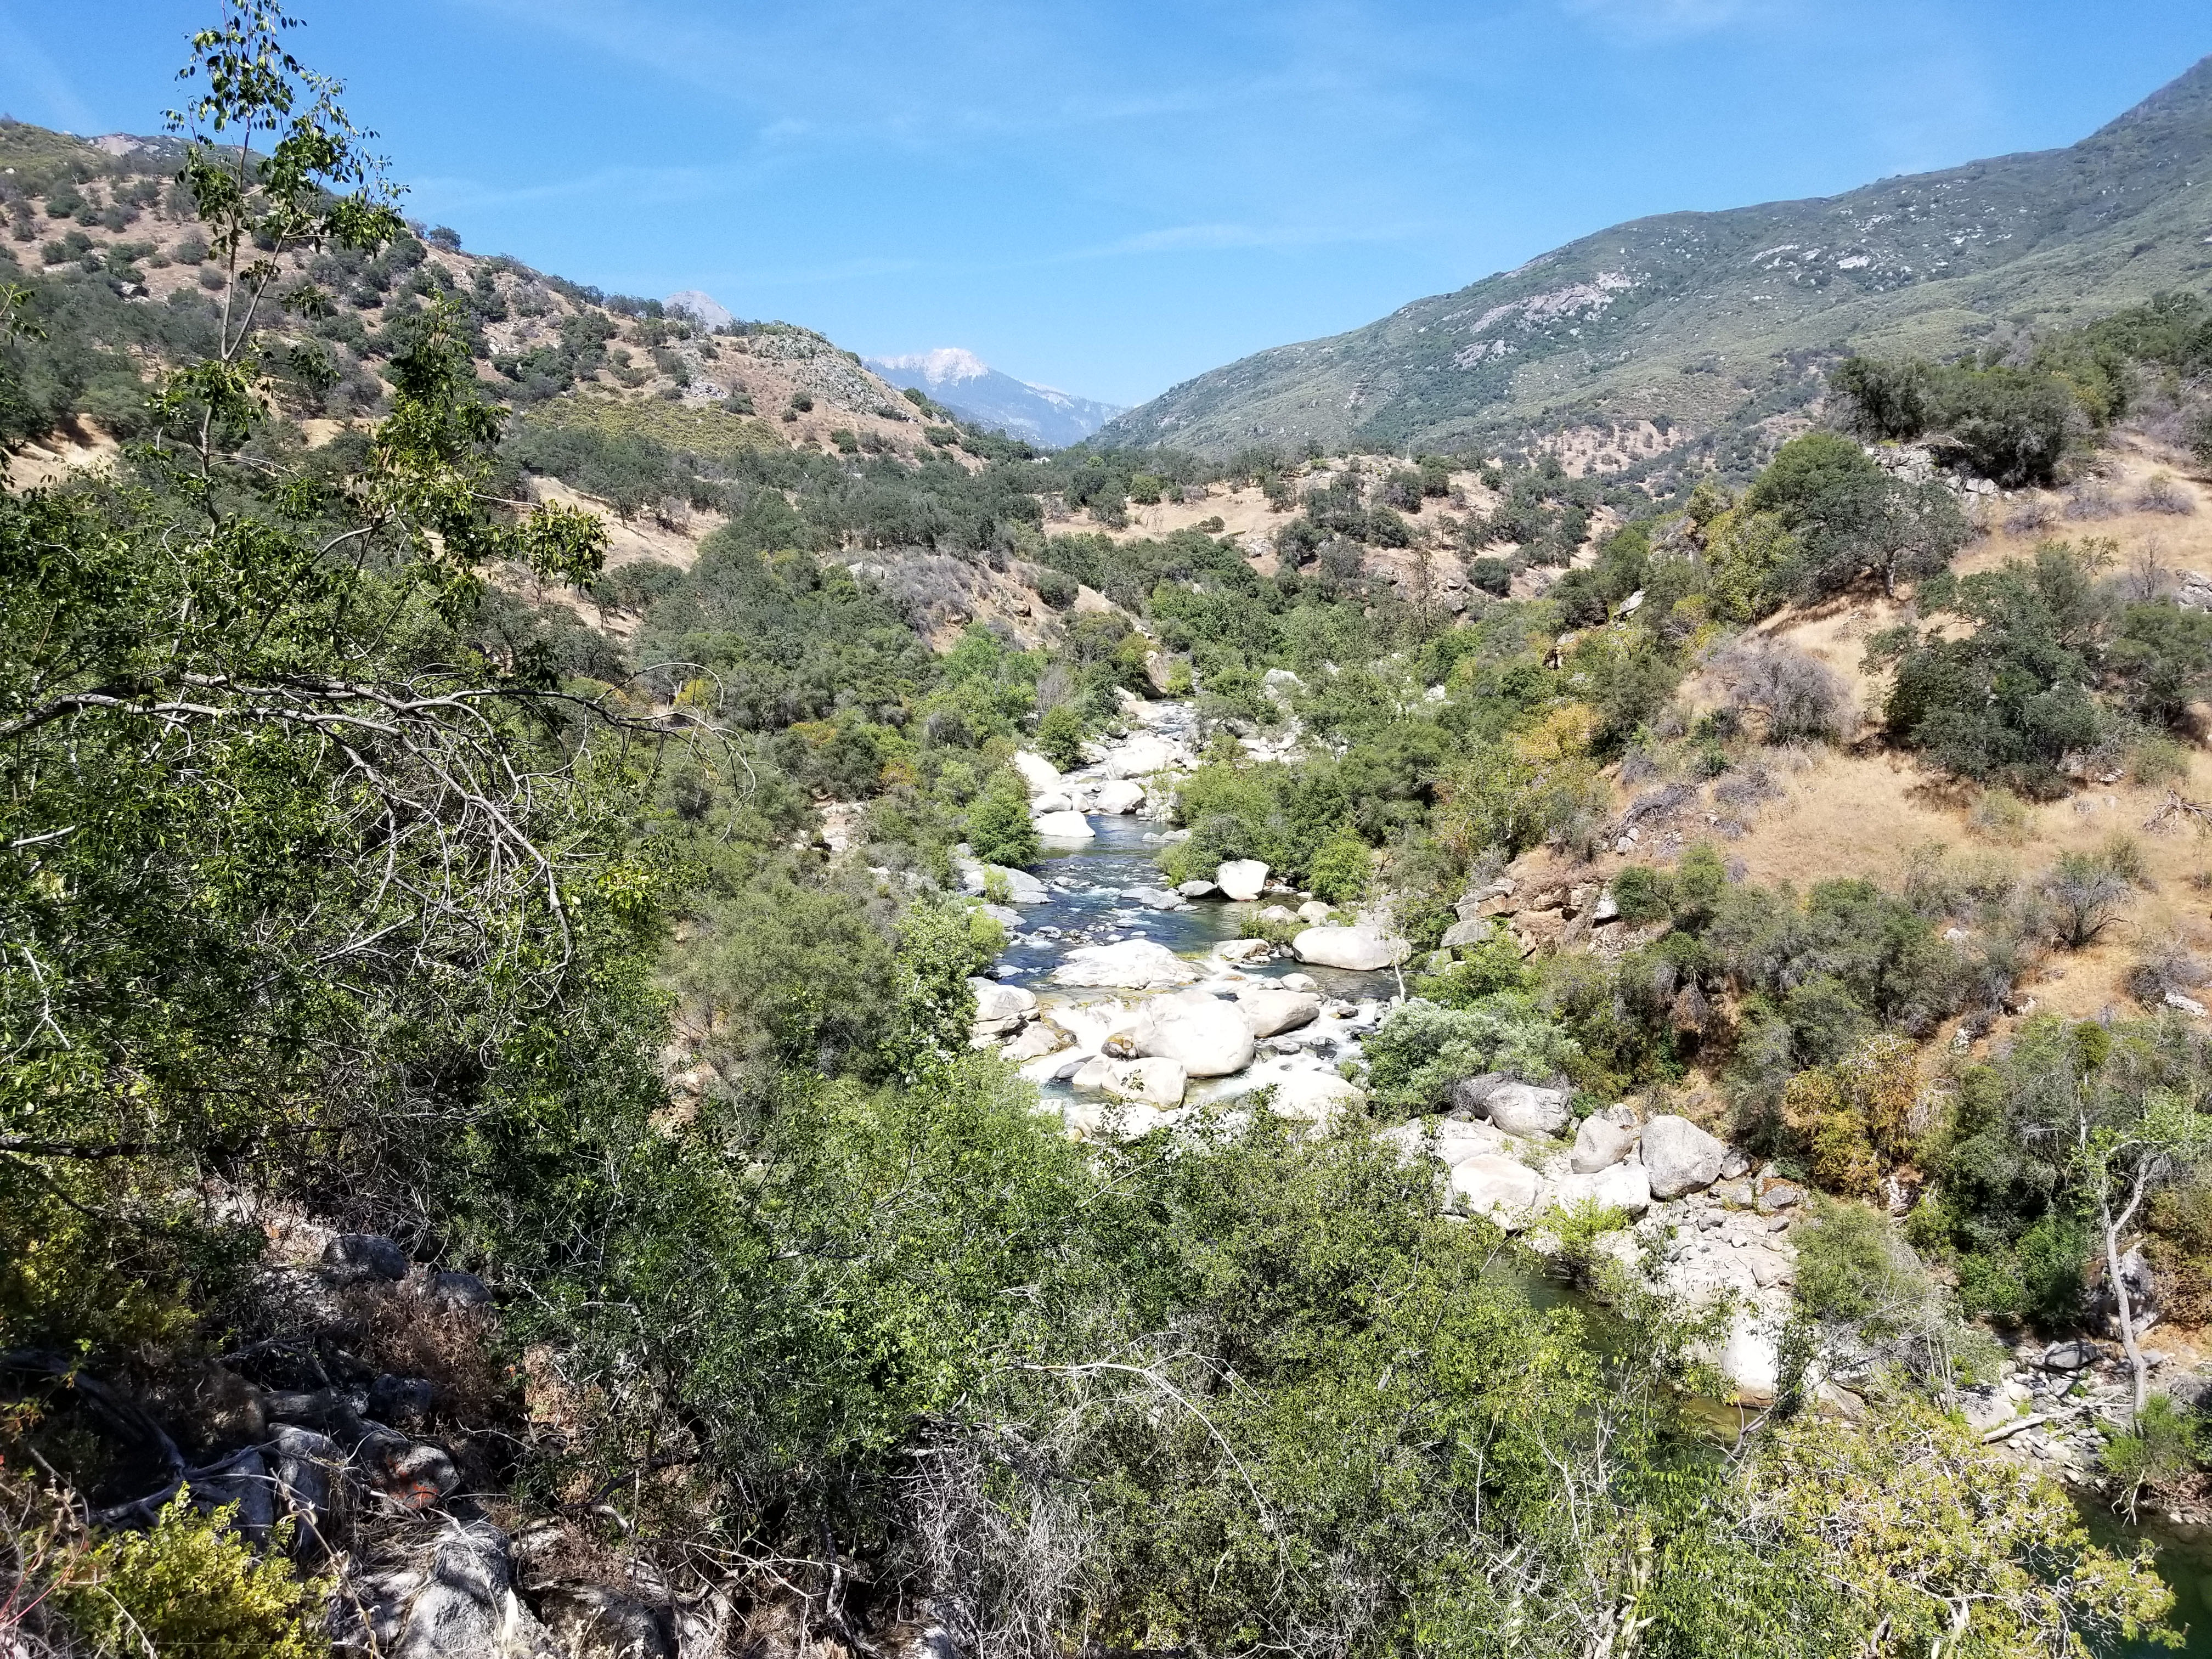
[870,346,992,385]
[665,290,735,329]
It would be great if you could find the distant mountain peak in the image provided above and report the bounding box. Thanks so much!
[863,349,1125,449]
[665,290,735,330]
[870,346,992,385]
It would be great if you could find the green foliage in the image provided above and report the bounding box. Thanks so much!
[1363,996,1583,1116]
[1743,431,1967,599]
[2102,1392,2204,1519]
[1833,355,2084,485]
[59,1491,329,1659]
[1414,921,1533,1006]
[967,771,1041,868]
[1306,827,1373,904]
[1034,700,1087,770]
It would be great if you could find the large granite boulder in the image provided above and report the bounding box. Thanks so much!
[1132,990,1256,1076]
[1570,1116,1638,1173]
[1448,1155,1542,1228]
[1216,859,1269,901]
[1550,1160,1651,1217]
[1011,750,1061,794]
[1052,940,1198,990]
[1033,810,1095,840]
[1237,985,1321,1037]
[1293,926,1408,970]
[1641,1115,1727,1199]
[1094,779,1147,815]
[1104,733,1182,779]
[1266,1070,1362,1121]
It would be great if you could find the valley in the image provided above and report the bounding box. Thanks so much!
[8,14,2212,1659]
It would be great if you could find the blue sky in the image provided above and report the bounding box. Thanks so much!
[5,2,2210,407]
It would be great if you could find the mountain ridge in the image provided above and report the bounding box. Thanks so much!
[1098,53,2212,462]
[865,347,1123,448]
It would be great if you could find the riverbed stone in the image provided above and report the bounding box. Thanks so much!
[1094,780,1147,815]
[1217,859,1269,901]
[1293,926,1408,971]
[1131,990,1256,1076]
[969,979,1037,1025]
[1033,810,1095,840]
[1053,940,1199,989]
[1550,1160,1651,1217]
[1266,1070,1361,1121]
[1105,733,1181,779]
[1177,879,1220,899]
[1641,1114,1728,1199]
[1237,986,1320,1037]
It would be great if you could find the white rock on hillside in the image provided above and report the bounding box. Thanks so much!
[1012,751,1060,794]
[1293,926,1408,971]
[1131,990,1257,1076]
[1052,940,1199,990]
[1570,1116,1638,1173]
[1237,986,1320,1038]
[1034,810,1096,839]
[1216,859,1269,901]
[1266,1070,1362,1121]
[969,979,1037,1024]
[1481,1080,1572,1139]
[1550,1160,1651,1217]
[1449,1155,1542,1228]
[1640,1115,1727,1199]
[1094,780,1146,815]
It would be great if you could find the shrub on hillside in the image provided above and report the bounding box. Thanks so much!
[966,772,1040,868]
[1707,634,1853,743]
[1363,997,1582,1117]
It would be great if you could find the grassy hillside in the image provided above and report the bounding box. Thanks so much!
[1102,55,2212,464]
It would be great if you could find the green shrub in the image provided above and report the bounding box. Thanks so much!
[1363,996,1582,1116]
[1034,701,1086,770]
[966,771,1040,868]
[1307,829,1372,904]
[59,1493,329,1659]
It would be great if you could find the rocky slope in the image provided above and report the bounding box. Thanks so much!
[1099,54,2212,461]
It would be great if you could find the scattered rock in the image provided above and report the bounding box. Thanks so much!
[1279,973,1319,992]
[1296,900,1333,924]
[325,1234,408,1283]
[1104,733,1183,779]
[1439,917,1497,950]
[1640,1115,1727,1200]
[1265,1071,1361,1121]
[425,1270,491,1310]
[1004,1023,1066,1060]
[1177,879,1221,899]
[1293,926,1408,970]
[970,979,1039,1025]
[1217,859,1269,901]
[2042,1340,2100,1372]
[532,1584,676,1659]
[1481,1080,1572,1139]
[1551,1160,1651,1217]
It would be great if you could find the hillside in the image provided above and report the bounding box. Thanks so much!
[1101,53,2212,464]
[866,346,1124,447]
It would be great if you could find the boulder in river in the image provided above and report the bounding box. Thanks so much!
[1216,859,1268,901]
[1550,1160,1651,1217]
[1266,1070,1361,1121]
[1052,939,1199,990]
[956,857,1048,904]
[969,979,1038,1026]
[1012,751,1061,794]
[1094,780,1147,815]
[1640,1115,1727,1199]
[1293,926,1408,971]
[1033,810,1096,840]
[1131,990,1256,1077]
[1104,733,1182,779]
[1463,1077,1571,1139]
[1237,986,1320,1037]
[1177,879,1221,900]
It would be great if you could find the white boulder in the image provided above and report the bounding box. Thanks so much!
[1570,1116,1638,1173]
[1103,1057,1188,1108]
[1011,751,1061,794]
[1132,990,1257,1077]
[1267,1071,1362,1121]
[1482,1080,1572,1139]
[1216,860,1269,902]
[1296,900,1333,924]
[1550,1160,1651,1217]
[1094,780,1147,815]
[1641,1115,1728,1199]
[1237,986,1320,1038]
[1293,926,1408,970]
[1034,810,1096,840]
[1052,940,1199,990]
[1449,1155,1542,1228]
[969,979,1038,1025]
[1003,1023,1066,1061]
[1104,733,1182,779]
[955,858,1048,904]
